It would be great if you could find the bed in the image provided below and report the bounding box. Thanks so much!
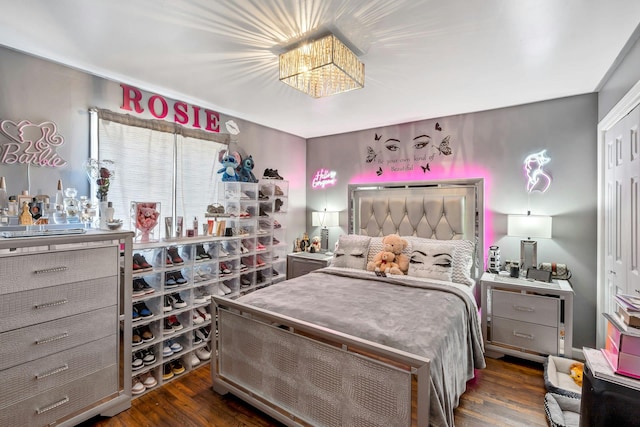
[211,179,486,427]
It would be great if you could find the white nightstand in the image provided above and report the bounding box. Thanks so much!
[480,272,574,363]
[286,252,333,279]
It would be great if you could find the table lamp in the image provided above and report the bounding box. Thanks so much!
[311,210,339,253]
[507,212,552,273]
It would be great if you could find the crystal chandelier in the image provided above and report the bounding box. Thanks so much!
[279,33,365,98]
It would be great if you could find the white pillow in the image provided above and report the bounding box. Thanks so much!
[408,242,455,282]
[331,235,371,270]
[406,237,475,286]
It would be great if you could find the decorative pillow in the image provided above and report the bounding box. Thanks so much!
[408,242,455,281]
[406,237,475,286]
[331,235,371,270]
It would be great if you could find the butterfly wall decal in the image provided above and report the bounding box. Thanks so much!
[365,146,377,163]
[376,167,383,176]
[435,122,442,131]
[421,164,430,173]
[374,133,382,141]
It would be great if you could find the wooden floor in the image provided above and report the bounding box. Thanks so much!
[80,356,548,427]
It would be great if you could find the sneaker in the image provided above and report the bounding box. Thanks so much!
[163,295,173,312]
[196,244,211,260]
[140,325,154,342]
[271,169,284,180]
[138,277,155,294]
[191,353,201,367]
[163,318,174,334]
[172,359,186,375]
[219,282,231,294]
[193,290,210,304]
[170,293,187,308]
[165,272,178,288]
[219,263,231,275]
[195,328,208,343]
[239,263,248,272]
[259,206,269,217]
[132,279,146,297]
[240,244,249,254]
[133,253,153,271]
[140,371,157,388]
[142,348,156,365]
[196,307,211,321]
[168,339,183,353]
[273,220,282,229]
[258,190,269,200]
[132,328,143,346]
[173,271,188,285]
[193,312,205,325]
[134,302,153,319]
[241,276,251,287]
[196,345,212,361]
[167,247,184,265]
[167,315,183,331]
[193,331,203,345]
[272,237,280,245]
[132,352,144,370]
[162,343,174,357]
[218,247,229,257]
[215,286,226,296]
[132,377,146,395]
[162,363,174,380]
[256,271,264,283]
[256,243,266,251]
[275,185,284,196]
[256,256,265,267]
[273,270,280,276]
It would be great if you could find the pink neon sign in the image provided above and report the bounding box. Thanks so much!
[0,120,67,167]
[312,169,337,189]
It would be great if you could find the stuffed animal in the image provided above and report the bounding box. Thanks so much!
[238,155,258,183]
[217,150,240,181]
[569,362,584,387]
[367,234,410,274]
[369,251,403,275]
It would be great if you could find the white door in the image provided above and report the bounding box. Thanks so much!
[627,107,640,295]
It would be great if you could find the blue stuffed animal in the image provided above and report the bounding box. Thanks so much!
[239,155,258,183]
[217,152,240,181]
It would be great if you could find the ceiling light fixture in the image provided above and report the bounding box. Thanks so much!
[279,33,364,98]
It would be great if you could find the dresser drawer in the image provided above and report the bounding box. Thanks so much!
[1,335,117,410]
[0,246,118,295]
[0,306,117,371]
[0,277,117,333]
[0,366,118,427]
[492,317,558,355]
[492,290,559,327]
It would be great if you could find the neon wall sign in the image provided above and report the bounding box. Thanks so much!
[312,168,337,189]
[0,120,67,167]
[524,149,551,193]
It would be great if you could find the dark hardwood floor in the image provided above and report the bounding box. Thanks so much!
[80,356,548,427]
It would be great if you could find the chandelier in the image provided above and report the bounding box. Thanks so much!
[279,33,365,98]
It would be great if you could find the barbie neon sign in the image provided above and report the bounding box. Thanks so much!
[312,169,337,189]
[0,120,67,167]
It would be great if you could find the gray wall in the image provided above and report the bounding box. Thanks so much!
[599,28,640,120]
[0,46,307,247]
[306,94,599,350]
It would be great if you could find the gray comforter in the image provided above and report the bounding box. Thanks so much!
[237,267,486,427]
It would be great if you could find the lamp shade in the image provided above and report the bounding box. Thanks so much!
[507,214,552,239]
[312,211,339,227]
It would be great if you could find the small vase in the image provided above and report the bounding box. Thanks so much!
[99,200,109,230]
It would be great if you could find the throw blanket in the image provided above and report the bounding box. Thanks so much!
[238,267,486,427]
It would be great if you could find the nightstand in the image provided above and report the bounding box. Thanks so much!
[286,252,333,279]
[480,272,574,363]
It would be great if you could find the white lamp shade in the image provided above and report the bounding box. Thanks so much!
[312,211,339,227]
[507,214,552,239]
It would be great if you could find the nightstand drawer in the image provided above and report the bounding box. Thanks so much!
[0,276,117,333]
[492,317,558,355]
[0,306,117,371]
[0,246,118,294]
[492,289,559,327]
[0,335,117,410]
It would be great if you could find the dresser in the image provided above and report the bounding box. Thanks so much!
[481,272,574,362]
[0,229,133,427]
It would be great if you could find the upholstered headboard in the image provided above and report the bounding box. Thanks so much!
[348,179,484,281]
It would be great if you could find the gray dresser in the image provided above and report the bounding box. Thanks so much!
[0,229,133,426]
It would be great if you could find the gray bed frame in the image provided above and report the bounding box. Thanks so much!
[211,178,484,427]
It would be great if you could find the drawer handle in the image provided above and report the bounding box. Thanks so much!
[36,332,69,345]
[36,364,69,380]
[35,299,68,309]
[513,305,534,312]
[34,266,68,275]
[36,396,69,415]
[513,331,535,340]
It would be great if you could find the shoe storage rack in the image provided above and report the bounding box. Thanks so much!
[127,181,288,397]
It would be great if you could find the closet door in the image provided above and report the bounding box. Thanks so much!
[627,107,640,295]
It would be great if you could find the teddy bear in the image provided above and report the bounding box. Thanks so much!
[368,250,403,275]
[310,235,322,253]
[569,362,584,387]
[367,234,410,274]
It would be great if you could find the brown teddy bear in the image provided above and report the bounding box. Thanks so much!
[368,250,403,275]
[569,362,584,387]
[373,234,410,274]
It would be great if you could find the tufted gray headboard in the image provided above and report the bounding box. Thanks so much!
[348,179,484,282]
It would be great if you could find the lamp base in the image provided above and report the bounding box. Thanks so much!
[321,228,329,252]
[520,239,538,273]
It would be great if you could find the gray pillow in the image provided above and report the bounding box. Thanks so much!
[408,242,455,281]
[331,235,371,270]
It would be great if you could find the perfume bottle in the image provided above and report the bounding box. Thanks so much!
[64,187,80,223]
[55,179,64,209]
[0,177,8,211]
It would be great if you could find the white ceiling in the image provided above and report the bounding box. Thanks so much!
[0,0,639,139]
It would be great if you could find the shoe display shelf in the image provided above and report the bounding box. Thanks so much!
[259,179,289,284]
[129,235,239,398]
